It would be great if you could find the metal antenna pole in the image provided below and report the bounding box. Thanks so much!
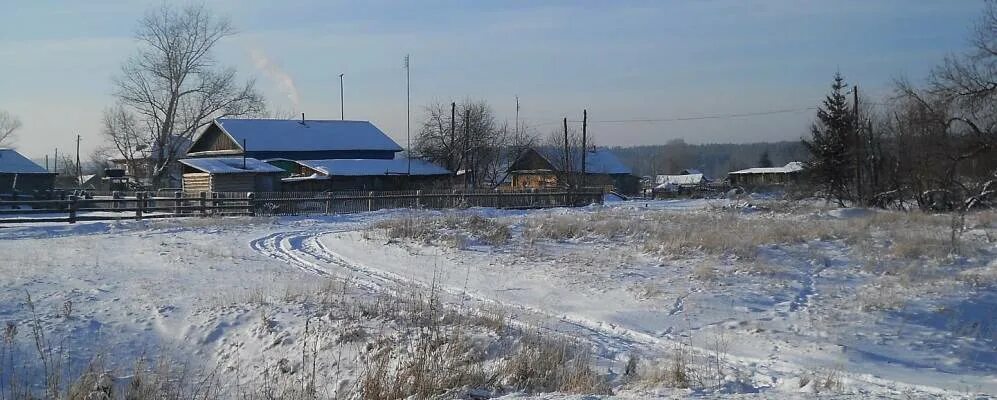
[339,73,345,120]
[405,54,411,175]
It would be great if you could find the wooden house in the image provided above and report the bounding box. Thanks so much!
[507,147,639,194]
[179,157,285,193]
[0,148,56,195]
[282,158,451,191]
[728,162,804,189]
[185,118,403,161]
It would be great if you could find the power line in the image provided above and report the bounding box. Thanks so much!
[530,106,818,126]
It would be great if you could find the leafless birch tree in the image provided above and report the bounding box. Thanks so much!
[104,4,265,187]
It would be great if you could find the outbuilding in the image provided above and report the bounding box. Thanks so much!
[179,157,285,193]
[0,148,56,195]
[282,158,451,191]
[728,161,805,189]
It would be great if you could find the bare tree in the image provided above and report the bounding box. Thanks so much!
[0,110,22,148]
[414,99,529,187]
[104,4,265,187]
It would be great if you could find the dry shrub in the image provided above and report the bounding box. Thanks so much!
[636,346,692,389]
[501,333,610,395]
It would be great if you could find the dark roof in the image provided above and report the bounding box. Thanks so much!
[298,158,451,176]
[212,118,403,153]
[530,147,633,175]
[0,149,50,174]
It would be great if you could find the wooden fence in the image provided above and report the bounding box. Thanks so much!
[0,188,604,224]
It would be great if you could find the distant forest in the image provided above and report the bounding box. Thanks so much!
[609,139,810,179]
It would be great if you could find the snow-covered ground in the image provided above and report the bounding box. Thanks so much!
[0,200,994,399]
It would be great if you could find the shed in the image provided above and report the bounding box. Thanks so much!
[0,149,56,194]
[728,162,804,188]
[186,118,403,160]
[507,147,639,194]
[283,158,451,191]
[179,157,285,193]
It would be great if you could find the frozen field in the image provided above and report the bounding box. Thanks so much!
[0,199,994,399]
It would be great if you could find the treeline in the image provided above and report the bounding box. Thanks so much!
[609,140,809,179]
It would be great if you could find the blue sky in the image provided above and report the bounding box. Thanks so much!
[0,1,983,159]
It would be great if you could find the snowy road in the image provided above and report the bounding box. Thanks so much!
[248,221,992,398]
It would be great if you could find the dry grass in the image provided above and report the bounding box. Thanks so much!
[372,213,511,247]
[501,332,610,395]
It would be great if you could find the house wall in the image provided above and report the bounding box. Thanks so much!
[0,173,56,194]
[182,173,212,193]
[729,172,801,188]
[282,175,451,192]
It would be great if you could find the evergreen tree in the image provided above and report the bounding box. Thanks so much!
[758,150,773,168]
[804,73,854,205]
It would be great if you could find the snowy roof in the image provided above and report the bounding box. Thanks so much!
[297,158,451,176]
[179,157,285,174]
[655,173,705,186]
[213,119,403,152]
[533,147,633,175]
[0,149,50,174]
[729,161,804,175]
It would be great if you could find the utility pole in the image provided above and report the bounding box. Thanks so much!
[339,73,345,120]
[76,134,82,187]
[563,117,569,188]
[54,148,58,174]
[450,102,456,172]
[463,108,470,189]
[853,85,862,204]
[404,54,411,175]
[581,110,587,188]
[515,96,520,137]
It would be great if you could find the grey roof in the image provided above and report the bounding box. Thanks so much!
[533,147,633,175]
[179,157,285,174]
[213,118,403,152]
[298,158,451,176]
[0,149,50,174]
[729,162,804,175]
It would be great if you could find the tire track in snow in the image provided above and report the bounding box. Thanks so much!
[250,228,968,398]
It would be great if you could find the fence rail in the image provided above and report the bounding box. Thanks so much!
[0,188,604,224]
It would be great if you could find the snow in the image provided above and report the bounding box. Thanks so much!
[179,157,285,174]
[729,162,805,175]
[297,157,450,176]
[654,173,705,187]
[0,148,49,174]
[0,202,995,399]
[214,118,403,152]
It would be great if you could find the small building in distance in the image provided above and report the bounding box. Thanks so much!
[282,158,451,191]
[653,172,708,197]
[179,157,285,193]
[186,118,403,161]
[728,161,804,189]
[0,148,56,196]
[507,147,639,194]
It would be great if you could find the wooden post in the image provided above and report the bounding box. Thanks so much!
[367,191,374,212]
[135,192,144,220]
[247,193,255,216]
[112,191,121,210]
[68,195,78,224]
[211,192,220,215]
[199,192,208,217]
[174,191,182,216]
[325,192,333,215]
[415,190,422,209]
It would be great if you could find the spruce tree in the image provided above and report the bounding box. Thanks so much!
[804,73,854,205]
[758,150,773,168]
